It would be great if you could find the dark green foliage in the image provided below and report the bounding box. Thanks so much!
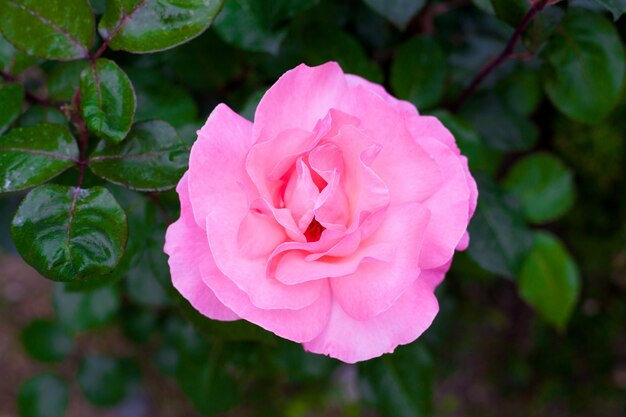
[1,0,625,416]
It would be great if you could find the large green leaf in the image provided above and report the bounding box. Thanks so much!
[98,0,223,53]
[593,0,626,20]
[11,184,128,281]
[0,124,78,193]
[360,343,434,417]
[467,175,534,278]
[519,232,580,330]
[21,319,74,363]
[391,36,446,109]
[0,82,24,134]
[78,355,139,406]
[503,152,575,224]
[0,0,93,60]
[0,32,37,74]
[53,283,120,332]
[18,374,68,417]
[80,58,136,143]
[89,120,188,191]
[213,0,286,54]
[362,0,425,30]
[542,9,625,124]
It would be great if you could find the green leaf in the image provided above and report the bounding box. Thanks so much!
[18,106,67,127]
[519,232,581,330]
[0,82,24,134]
[503,152,575,224]
[461,93,538,151]
[0,0,93,60]
[245,0,319,30]
[490,0,527,26]
[542,9,625,124]
[80,58,136,143]
[78,355,139,406]
[21,319,74,362]
[11,184,128,281]
[53,283,120,332]
[391,36,446,109]
[18,374,68,417]
[468,175,534,278]
[0,32,37,74]
[496,66,542,116]
[98,0,223,53]
[48,60,88,101]
[362,0,425,30]
[360,343,434,417]
[593,0,626,20]
[88,120,188,191]
[131,79,197,128]
[214,0,287,54]
[0,123,78,193]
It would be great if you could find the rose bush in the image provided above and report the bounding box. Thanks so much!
[164,62,477,363]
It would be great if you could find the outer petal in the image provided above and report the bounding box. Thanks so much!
[189,104,255,230]
[164,174,238,321]
[303,278,438,363]
[199,254,332,343]
[330,204,431,320]
[253,62,348,142]
[345,74,418,116]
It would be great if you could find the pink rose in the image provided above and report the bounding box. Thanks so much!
[164,62,477,363]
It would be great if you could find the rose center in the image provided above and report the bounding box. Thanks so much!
[304,218,325,242]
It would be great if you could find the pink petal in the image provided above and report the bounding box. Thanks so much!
[199,253,332,343]
[283,158,319,231]
[253,62,348,142]
[330,204,431,320]
[164,174,238,321]
[345,74,418,116]
[188,104,255,230]
[303,277,438,363]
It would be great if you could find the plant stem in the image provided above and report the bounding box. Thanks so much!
[0,70,59,108]
[450,0,550,112]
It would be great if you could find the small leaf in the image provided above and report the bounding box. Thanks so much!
[360,343,434,417]
[89,120,188,191]
[468,175,534,278]
[0,0,93,60]
[98,0,223,53]
[53,283,120,332]
[362,0,425,30]
[490,0,528,26]
[18,374,68,417]
[80,58,136,143]
[213,0,287,54]
[0,123,78,193]
[592,0,626,20]
[542,8,625,124]
[391,36,446,109]
[21,319,74,362]
[519,232,581,330]
[78,355,139,406]
[0,82,24,134]
[503,152,575,224]
[11,184,128,281]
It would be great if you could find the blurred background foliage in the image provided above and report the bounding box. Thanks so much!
[1,0,626,416]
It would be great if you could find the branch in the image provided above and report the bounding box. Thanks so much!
[0,70,59,108]
[449,0,550,112]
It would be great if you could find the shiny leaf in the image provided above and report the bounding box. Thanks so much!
[11,184,128,281]
[80,58,136,143]
[18,374,68,417]
[89,120,188,191]
[98,0,223,53]
[0,0,93,60]
[0,82,24,134]
[542,9,625,124]
[0,123,78,193]
[519,232,581,330]
[391,36,445,109]
[503,152,575,224]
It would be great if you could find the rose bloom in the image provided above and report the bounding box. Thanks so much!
[164,62,477,363]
